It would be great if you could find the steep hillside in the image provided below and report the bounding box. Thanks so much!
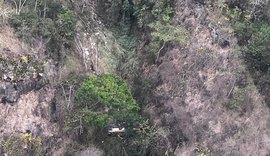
[1,0,270,156]
[139,1,270,155]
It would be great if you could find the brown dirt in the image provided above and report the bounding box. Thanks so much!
[0,87,58,138]
[0,26,29,56]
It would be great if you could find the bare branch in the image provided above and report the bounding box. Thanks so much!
[155,41,165,63]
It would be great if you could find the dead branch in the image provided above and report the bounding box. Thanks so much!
[155,41,166,63]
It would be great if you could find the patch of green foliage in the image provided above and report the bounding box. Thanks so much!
[75,74,140,128]
[219,3,253,45]
[244,22,270,72]
[220,3,270,73]
[145,21,189,63]
[151,0,173,23]
[133,0,189,63]
[9,0,76,59]
[80,109,110,128]
[134,0,174,27]
[10,12,56,43]
[56,9,76,41]
[228,87,246,110]
[148,21,189,44]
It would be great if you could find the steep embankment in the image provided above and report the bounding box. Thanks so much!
[0,0,136,155]
[0,26,60,155]
[141,1,270,155]
[1,0,270,155]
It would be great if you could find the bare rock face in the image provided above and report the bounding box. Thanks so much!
[0,78,48,104]
[0,53,48,104]
[3,84,19,103]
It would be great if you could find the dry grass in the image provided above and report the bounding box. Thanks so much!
[0,88,57,136]
[0,0,14,25]
[0,26,29,55]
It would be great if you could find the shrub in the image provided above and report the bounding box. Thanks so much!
[244,22,270,72]
[3,134,42,156]
[133,0,188,63]
[148,21,189,44]
[134,0,174,27]
[55,9,76,41]
[9,12,40,43]
[146,21,189,62]
[75,74,140,128]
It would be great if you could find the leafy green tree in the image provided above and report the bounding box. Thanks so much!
[75,74,140,128]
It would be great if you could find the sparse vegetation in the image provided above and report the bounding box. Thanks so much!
[133,0,189,63]
[228,87,246,110]
[3,133,42,156]
[220,1,270,107]
[194,144,211,156]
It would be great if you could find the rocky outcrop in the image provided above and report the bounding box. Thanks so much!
[0,52,47,104]
[0,78,48,104]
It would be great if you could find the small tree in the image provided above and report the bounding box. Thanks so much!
[75,74,140,128]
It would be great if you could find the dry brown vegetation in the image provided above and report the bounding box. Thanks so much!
[0,26,29,55]
[140,1,270,155]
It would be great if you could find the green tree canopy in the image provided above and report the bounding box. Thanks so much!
[75,74,140,128]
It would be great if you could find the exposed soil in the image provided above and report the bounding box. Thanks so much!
[0,87,57,138]
[0,26,28,55]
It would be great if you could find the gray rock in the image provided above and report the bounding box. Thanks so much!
[5,85,19,103]
[0,78,48,104]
